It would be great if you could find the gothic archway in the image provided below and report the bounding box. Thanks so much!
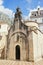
[16,45,20,60]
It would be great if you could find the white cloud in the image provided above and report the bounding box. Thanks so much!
[0,0,14,18]
[0,5,14,17]
[0,0,3,5]
[26,0,32,3]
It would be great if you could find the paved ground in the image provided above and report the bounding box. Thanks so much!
[0,59,43,65]
[35,59,43,65]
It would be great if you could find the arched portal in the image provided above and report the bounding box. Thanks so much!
[16,45,20,60]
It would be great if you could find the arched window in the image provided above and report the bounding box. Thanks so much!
[16,45,20,60]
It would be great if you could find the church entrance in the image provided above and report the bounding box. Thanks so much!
[16,45,20,60]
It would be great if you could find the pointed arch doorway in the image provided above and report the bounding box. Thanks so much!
[16,45,20,60]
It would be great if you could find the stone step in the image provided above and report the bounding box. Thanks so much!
[0,60,43,65]
[0,60,34,65]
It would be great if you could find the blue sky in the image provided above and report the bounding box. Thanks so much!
[0,0,43,17]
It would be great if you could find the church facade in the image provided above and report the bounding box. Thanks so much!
[0,8,43,65]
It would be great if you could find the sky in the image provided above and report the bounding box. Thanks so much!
[0,0,43,18]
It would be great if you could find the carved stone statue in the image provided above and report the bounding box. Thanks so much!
[15,8,22,21]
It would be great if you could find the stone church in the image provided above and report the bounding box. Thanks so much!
[7,8,30,61]
[0,8,43,65]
